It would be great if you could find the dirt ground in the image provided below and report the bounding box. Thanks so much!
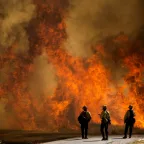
[0,130,79,143]
[0,126,143,144]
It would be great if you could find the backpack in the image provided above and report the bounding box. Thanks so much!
[129,110,135,124]
[78,111,91,124]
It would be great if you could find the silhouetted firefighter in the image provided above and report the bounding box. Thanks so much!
[123,105,135,139]
[78,106,91,139]
[99,105,111,140]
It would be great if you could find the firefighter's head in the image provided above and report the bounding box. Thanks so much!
[129,105,133,110]
[82,106,87,111]
[102,105,107,111]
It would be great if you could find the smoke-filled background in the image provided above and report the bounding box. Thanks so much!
[0,0,144,131]
[65,0,144,57]
[0,0,35,54]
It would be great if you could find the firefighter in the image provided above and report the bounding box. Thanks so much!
[99,105,111,140]
[123,105,135,139]
[78,106,91,139]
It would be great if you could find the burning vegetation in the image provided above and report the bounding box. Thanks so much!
[0,0,144,131]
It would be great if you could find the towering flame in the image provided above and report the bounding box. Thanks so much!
[0,0,144,131]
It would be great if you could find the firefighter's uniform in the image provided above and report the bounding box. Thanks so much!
[123,105,135,138]
[100,106,110,140]
[78,106,91,139]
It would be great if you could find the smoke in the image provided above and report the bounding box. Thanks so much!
[65,0,144,57]
[64,0,144,96]
[0,66,8,84]
[29,54,57,97]
[0,98,9,128]
[0,0,35,54]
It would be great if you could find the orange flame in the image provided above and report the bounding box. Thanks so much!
[0,0,144,131]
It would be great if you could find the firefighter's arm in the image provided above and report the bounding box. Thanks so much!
[78,112,82,120]
[89,112,92,119]
[133,111,136,117]
[124,111,129,123]
[88,112,92,121]
[107,111,111,124]
[78,114,81,123]
[107,111,110,119]
[100,111,104,119]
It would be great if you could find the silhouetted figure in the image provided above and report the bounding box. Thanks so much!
[123,105,135,139]
[78,106,91,139]
[99,105,111,141]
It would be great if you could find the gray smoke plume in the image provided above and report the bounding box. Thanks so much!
[65,0,144,57]
[0,0,35,54]
[29,53,57,98]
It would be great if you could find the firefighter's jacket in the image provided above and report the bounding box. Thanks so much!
[124,110,135,124]
[100,110,110,124]
[78,111,91,125]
